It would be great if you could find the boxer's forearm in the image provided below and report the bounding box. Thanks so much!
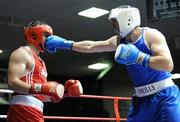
[8,79,31,94]
[148,55,173,72]
[72,40,116,53]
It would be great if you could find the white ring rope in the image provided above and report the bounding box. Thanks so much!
[0,115,6,119]
[171,73,180,80]
[0,89,14,94]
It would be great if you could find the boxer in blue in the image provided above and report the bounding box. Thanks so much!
[45,5,180,122]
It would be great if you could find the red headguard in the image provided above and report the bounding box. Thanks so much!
[24,24,53,52]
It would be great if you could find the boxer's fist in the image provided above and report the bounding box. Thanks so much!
[45,35,74,53]
[65,79,83,97]
[114,44,150,67]
[30,81,64,103]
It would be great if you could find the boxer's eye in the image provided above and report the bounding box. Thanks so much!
[112,21,116,28]
[43,32,51,38]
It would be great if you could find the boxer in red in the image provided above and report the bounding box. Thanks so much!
[7,21,83,122]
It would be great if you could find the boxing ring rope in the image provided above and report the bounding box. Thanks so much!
[0,115,127,121]
[0,89,131,121]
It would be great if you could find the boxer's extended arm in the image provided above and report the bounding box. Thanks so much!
[8,48,31,94]
[146,29,173,72]
[72,36,119,53]
[45,35,119,53]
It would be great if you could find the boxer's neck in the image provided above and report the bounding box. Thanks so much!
[126,27,142,43]
[29,45,40,55]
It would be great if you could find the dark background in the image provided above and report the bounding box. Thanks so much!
[0,0,180,121]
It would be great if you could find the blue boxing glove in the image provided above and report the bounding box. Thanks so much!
[45,35,74,53]
[114,44,150,67]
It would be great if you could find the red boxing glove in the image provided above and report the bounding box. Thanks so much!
[65,79,83,97]
[30,81,64,103]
